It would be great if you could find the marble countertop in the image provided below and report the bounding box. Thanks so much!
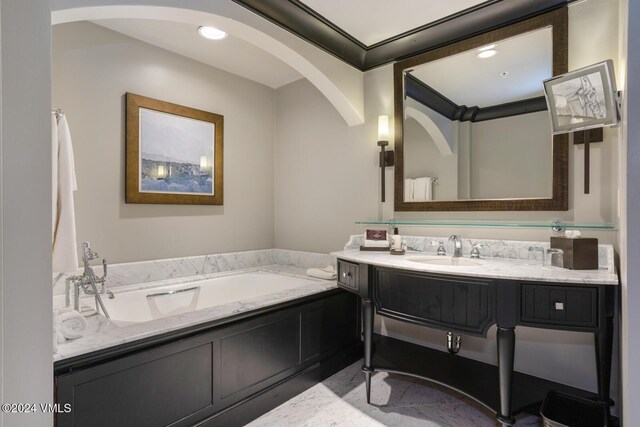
[54,266,338,362]
[332,250,619,285]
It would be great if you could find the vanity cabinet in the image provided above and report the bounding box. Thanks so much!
[337,259,616,425]
[54,290,360,427]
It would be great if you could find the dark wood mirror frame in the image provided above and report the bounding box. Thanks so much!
[394,7,568,212]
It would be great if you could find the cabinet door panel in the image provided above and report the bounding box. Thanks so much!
[58,344,213,427]
[372,268,495,336]
[302,292,359,362]
[220,315,301,399]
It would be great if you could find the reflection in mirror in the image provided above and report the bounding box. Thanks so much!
[395,8,568,211]
[403,27,554,203]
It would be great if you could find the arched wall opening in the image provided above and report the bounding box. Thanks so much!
[51,2,364,126]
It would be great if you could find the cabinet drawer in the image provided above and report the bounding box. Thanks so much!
[521,284,598,328]
[337,260,359,292]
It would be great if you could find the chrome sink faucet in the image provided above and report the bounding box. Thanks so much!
[65,242,111,318]
[449,235,463,258]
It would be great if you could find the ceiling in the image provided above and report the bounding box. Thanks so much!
[299,0,487,46]
[93,19,302,89]
[410,27,552,108]
[232,0,569,70]
[90,1,567,90]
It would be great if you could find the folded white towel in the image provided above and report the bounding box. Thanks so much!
[57,309,87,341]
[404,178,414,201]
[364,239,390,248]
[307,266,337,280]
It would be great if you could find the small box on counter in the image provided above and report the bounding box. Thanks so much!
[550,237,598,270]
[360,229,390,251]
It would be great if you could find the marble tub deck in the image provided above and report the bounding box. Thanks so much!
[54,265,337,361]
[247,360,542,427]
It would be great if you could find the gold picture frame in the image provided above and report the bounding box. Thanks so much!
[125,93,223,205]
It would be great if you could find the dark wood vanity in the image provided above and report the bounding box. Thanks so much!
[337,258,616,425]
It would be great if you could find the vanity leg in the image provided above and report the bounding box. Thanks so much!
[362,298,374,404]
[497,327,516,425]
[595,316,614,405]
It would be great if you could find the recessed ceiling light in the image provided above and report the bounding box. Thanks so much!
[478,44,496,52]
[477,50,497,59]
[198,26,227,40]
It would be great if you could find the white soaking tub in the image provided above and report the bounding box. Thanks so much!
[97,271,319,323]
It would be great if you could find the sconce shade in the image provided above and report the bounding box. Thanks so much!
[378,115,389,141]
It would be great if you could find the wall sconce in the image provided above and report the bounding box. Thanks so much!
[377,115,394,202]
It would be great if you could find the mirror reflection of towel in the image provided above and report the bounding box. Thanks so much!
[412,177,433,201]
[404,178,414,201]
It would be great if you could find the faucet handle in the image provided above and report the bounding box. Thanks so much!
[102,259,108,278]
[470,242,483,259]
[431,241,446,256]
[81,241,99,261]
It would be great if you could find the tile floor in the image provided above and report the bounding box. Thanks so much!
[247,360,542,427]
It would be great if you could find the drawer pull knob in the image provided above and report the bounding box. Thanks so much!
[554,302,564,310]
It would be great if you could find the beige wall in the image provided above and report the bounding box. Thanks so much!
[274,76,380,254]
[53,22,276,264]
[470,111,552,199]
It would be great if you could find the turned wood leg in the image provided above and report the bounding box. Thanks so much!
[362,298,374,404]
[595,315,614,405]
[497,327,516,425]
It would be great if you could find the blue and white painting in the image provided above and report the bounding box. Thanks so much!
[139,108,215,195]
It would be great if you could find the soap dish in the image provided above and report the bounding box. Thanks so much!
[389,249,405,256]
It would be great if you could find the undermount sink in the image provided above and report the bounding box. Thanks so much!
[406,256,485,267]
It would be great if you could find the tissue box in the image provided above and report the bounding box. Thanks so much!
[550,237,598,270]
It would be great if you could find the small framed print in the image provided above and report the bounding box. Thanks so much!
[125,93,223,205]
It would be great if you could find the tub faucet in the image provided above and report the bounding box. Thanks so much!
[449,235,463,258]
[65,242,110,318]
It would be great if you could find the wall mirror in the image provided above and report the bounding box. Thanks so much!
[394,8,568,211]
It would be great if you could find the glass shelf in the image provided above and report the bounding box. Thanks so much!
[355,219,616,231]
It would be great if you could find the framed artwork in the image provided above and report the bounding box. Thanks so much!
[543,60,618,134]
[125,93,223,205]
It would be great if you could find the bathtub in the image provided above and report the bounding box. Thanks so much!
[95,271,321,323]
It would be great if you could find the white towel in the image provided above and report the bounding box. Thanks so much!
[404,178,414,201]
[57,309,87,341]
[413,177,434,201]
[52,113,79,273]
[307,266,337,280]
[364,239,390,248]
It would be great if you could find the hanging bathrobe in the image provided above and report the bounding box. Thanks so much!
[52,111,79,273]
